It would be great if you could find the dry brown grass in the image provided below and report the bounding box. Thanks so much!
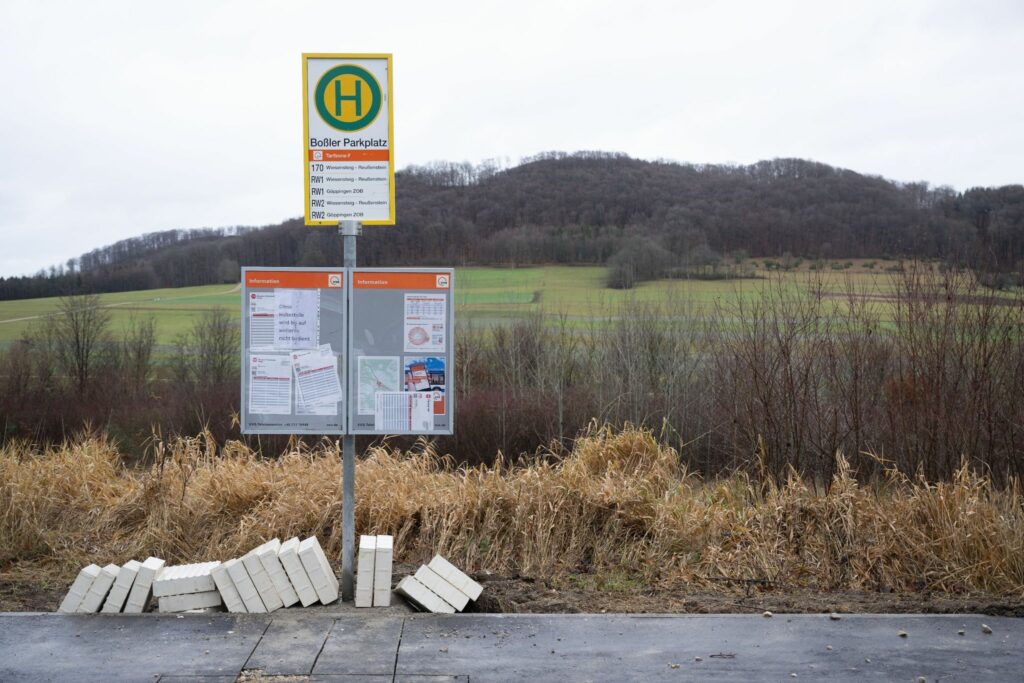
[2,425,1023,595]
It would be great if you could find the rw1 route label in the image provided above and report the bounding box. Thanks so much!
[302,53,395,226]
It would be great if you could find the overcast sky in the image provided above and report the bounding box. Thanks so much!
[1,0,1022,277]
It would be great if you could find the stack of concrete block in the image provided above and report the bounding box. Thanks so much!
[207,536,337,613]
[59,557,170,614]
[395,555,483,614]
[355,534,394,608]
[57,535,346,615]
[58,564,102,613]
[57,563,130,614]
[152,561,223,613]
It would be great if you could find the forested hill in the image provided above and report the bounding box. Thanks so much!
[3,152,1022,299]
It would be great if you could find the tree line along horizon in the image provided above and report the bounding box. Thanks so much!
[2,151,1022,301]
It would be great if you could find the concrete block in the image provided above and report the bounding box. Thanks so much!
[242,545,284,612]
[297,536,339,605]
[225,557,267,613]
[414,565,469,611]
[210,561,247,613]
[279,537,318,607]
[374,535,393,597]
[77,564,119,613]
[357,535,377,571]
[373,587,392,607]
[158,589,223,613]
[101,559,141,613]
[256,538,299,608]
[152,561,220,597]
[428,555,483,601]
[124,557,165,613]
[395,576,455,614]
[355,535,376,605]
[355,588,374,608]
[58,564,101,613]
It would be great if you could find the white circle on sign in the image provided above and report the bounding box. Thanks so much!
[436,274,449,288]
[408,326,429,346]
[328,273,342,287]
[313,150,323,160]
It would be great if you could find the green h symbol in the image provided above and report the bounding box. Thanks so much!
[334,78,363,117]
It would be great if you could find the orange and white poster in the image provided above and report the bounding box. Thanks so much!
[403,293,446,353]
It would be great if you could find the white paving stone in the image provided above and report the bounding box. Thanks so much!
[373,535,394,607]
[58,564,101,613]
[297,536,339,605]
[124,557,165,613]
[242,544,283,611]
[279,537,318,607]
[256,538,299,608]
[395,575,455,614]
[158,590,223,613]
[152,561,220,597]
[101,559,141,614]
[225,557,267,613]
[373,586,392,607]
[414,565,469,611]
[210,561,247,613]
[77,564,119,613]
[355,535,376,607]
[428,554,483,601]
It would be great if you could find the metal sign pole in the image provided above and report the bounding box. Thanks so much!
[340,219,361,601]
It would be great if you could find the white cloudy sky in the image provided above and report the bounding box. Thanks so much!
[1,0,1022,276]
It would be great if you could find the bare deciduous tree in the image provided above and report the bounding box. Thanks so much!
[46,293,112,393]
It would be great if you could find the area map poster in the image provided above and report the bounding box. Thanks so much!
[302,54,395,226]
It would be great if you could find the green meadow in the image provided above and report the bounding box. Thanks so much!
[0,261,932,346]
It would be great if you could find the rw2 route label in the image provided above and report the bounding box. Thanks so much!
[302,54,395,226]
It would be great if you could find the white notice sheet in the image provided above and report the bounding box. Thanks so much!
[374,391,434,432]
[403,293,446,353]
[274,289,319,349]
[248,291,276,350]
[297,395,337,415]
[292,344,343,407]
[249,354,292,414]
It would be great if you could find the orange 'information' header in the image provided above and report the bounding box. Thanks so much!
[352,271,452,290]
[245,270,344,289]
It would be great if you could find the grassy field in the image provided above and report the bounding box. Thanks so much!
[0,284,242,345]
[0,260,919,345]
[456,262,909,325]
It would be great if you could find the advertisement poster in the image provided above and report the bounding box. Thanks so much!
[404,356,446,415]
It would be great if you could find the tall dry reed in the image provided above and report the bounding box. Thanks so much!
[2,425,1023,594]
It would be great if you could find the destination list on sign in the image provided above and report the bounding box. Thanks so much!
[308,157,390,222]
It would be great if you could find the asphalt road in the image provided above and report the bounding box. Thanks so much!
[0,612,1020,682]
